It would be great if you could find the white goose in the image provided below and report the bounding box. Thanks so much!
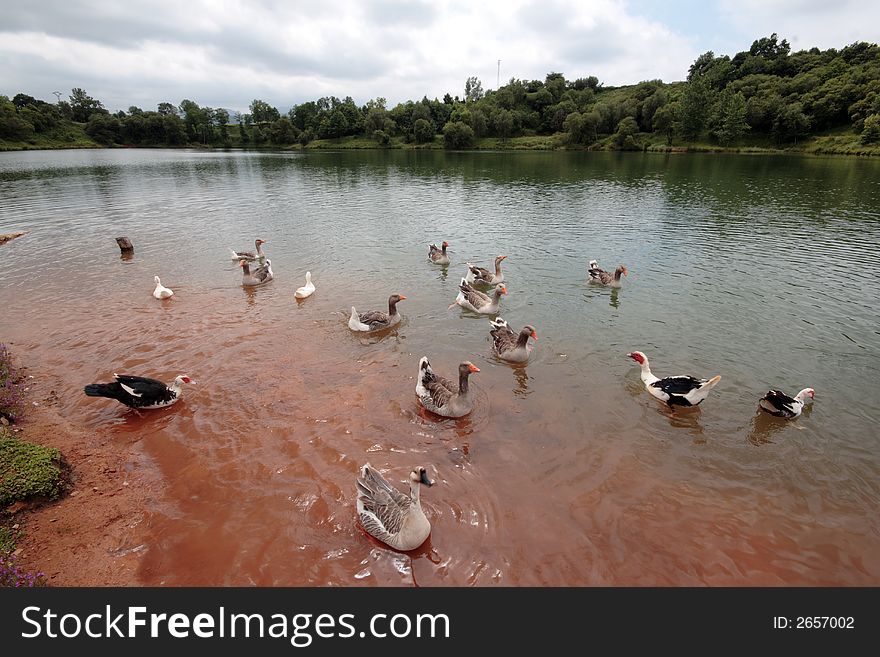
[152,276,173,299]
[356,464,434,551]
[294,271,315,299]
[759,388,814,418]
[628,351,721,407]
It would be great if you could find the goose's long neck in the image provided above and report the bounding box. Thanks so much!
[255,241,265,257]
[241,262,251,275]
[615,268,624,281]
[409,480,422,507]
[493,288,503,300]
[441,243,447,254]
[495,260,503,275]
[517,330,532,347]
[458,370,471,394]
[388,298,399,316]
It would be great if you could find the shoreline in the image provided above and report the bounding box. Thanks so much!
[7,368,153,586]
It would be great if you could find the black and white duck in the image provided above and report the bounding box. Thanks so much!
[627,351,721,407]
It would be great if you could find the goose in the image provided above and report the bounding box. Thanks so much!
[229,238,267,262]
[428,241,450,265]
[356,464,434,551]
[465,255,507,285]
[627,351,721,407]
[152,276,173,299]
[449,279,506,314]
[239,258,273,286]
[84,373,194,409]
[349,294,406,331]
[415,357,479,418]
[294,271,315,299]
[489,317,537,363]
[759,388,814,418]
[589,261,628,287]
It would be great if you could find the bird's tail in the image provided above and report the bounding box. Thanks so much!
[84,383,116,398]
[229,248,240,259]
[589,259,598,269]
[418,356,433,383]
[702,375,722,390]
[490,317,508,330]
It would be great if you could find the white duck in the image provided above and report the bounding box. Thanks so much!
[349,294,406,331]
[759,388,814,418]
[627,351,721,407]
[356,464,434,551]
[450,279,506,314]
[294,271,315,299]
[229,238,268,262]
[489,317,537,363]
[152,276,173,299]
[465,255,507,285]
[415,357,479,418]
[238,258,273,286]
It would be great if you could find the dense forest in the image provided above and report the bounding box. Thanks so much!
[2,35,879,153]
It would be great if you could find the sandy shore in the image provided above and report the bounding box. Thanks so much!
[8,370,152,586]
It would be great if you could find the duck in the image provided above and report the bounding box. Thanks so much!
[428,241,450,265]
[627,351,721,407]
[84,373,194,409]
[239,258,273,286]
[294,271,315,299]
[356,464,434,551]
[415,357,479,418]
[759,388,814,418]
[465,255,507,285]
[489,318,537,363]
[349,294,406,331]
[589,260,628,287]
[152,276,173,299]
[449,279,506,314]
[229,238,268,262]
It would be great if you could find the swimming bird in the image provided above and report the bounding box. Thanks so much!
[759,388,814,418]
[356,464,434,551]
[239,258,273,286]
[428,241,450,265]
[627,351,721,407]
[294,271,315,299]
[229,238,267,262]
[152,276,173,299]
[84,373,193,409]
[450,279,506,314]
[489,318,537,363]
[415,357,479,418]
[589,261,628,287]
[349,294,406,331]
[465,255,507,285]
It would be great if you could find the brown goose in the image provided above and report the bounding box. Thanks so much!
[349,294,406,331]
[230,238,267,262]
[428,241,450,265]
[415,357,479,418]
[238,258,273,286]
[466,255,507,285]
[356,464,434,551]
[449,278,506,313]
[489,317,537,363]
[588,260,627,287]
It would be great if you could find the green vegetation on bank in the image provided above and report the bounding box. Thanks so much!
[2,34,879,155]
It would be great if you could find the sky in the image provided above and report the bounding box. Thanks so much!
[1,0,878,115]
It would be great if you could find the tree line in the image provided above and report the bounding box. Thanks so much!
[2,34,878,150]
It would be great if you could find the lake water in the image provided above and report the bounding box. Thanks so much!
[1,148,879,585]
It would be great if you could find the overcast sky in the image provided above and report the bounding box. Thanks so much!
[2,0,878,114]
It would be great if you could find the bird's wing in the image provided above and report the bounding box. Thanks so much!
[356,466,411,536]
[113,374,168,398]
[762,389,797,413]
[358,310,391,329]
[458,280,489,308]
[650,376,705,395]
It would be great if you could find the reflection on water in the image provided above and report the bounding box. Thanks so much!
[1,148,879,585]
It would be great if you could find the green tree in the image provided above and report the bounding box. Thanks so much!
[614,116,639,148]
[492,109,514,139]
[711,90,750,145]
[651,103,676,145]
[249,99,280,124]
[772,102,810,144]
[442,121,475,148]
[268,117,297,144]
[157,102,177,116]
[69,87,105,122]
[860,114,880,144]
[85,113,121,144]
[465,76,484,103]
[677,79,713,141]
[413,118,435,144]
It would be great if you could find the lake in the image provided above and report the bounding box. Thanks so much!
[1,148,879,585]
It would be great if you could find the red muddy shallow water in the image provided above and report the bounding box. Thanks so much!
[2,149,879,585]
